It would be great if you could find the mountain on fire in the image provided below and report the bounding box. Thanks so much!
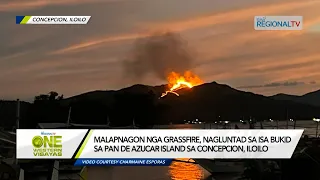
[60,81,320,123]
[1,81,320,129]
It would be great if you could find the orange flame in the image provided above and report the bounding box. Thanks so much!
[161,71,203,98]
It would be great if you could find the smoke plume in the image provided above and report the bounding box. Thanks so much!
[123,32,194,81]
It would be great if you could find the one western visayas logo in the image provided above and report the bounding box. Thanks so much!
[32,132,62,156]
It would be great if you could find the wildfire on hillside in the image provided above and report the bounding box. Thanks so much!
[160,71,203,98]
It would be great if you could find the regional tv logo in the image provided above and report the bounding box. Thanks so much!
[32,132,62,157]
[254,16,303,30]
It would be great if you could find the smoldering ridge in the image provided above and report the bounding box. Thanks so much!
[123,32,194,81]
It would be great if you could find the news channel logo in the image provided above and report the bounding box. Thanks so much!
[32,132,62,157]
[254,16,303,30]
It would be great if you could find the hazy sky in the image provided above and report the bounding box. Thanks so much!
[1,0,320,100]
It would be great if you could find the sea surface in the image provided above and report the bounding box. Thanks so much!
[105,158,209,180]
[108,120,319,180]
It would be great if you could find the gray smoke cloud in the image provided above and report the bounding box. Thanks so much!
[123,32,194,81]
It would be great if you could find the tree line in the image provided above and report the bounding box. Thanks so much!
[0,90,171,129]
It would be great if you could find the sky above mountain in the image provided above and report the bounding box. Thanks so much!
[1,0,320,100]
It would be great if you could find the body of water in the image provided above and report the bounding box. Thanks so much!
[1,160,209,180]
[88,158,209,180]
[96,120,318,180]
[2,120,317,180]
